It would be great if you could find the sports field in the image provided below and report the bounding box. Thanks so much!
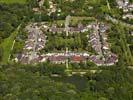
[0,0,27,4]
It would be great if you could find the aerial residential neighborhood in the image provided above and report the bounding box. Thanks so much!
[0,0,133,99]
[16,21,118,66]
[116,0,133,20]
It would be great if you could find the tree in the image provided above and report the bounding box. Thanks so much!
[0,47,3,61]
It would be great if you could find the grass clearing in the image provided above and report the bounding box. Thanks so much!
[0,0,27,4]
[0,25,21,64]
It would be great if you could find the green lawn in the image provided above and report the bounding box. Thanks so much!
[53,16,95,25]
[0,0,27,4]
[0,25,21,64]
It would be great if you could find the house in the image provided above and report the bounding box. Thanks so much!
[70,55,86,63]
[89,55,104,66]
[99,23,108,33]
[32,8,39,12]
[24,42,34,50]
[14,54,22,62]
[48,56,66,64]
[105,53,118,66]
[128,4,133,11]
[21,54,29,64]
[49,23,87,34]
[116,0,129,9]
[49,24,65,33]
[123,14,133,19]
[37,0,44,7]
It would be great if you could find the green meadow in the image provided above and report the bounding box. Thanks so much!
[0,25,21,64]
[0,0,27,4]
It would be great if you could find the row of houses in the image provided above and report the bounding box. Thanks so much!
[46,52,89,64]
[89,24,103,55]
[49,23,87,34]
[116,0,133,11]
[25,23,88,34]
[24,24,47,51]
[123,13,133,19]
[89,53,118,66]
[34,0,58,16]
[17,52,89,64]
[17,23,47,64]
[88,22,118,66]
[116,0,133,19]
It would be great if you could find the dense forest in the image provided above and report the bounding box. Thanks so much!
[0,64,133,100]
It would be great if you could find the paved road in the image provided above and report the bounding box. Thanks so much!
[65,15,71,36]
[106,0,111,11]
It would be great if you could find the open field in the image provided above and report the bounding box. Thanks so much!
[0,0,27,4]
[0,25,21,64]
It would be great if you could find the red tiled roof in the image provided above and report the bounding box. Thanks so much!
[71,55,86,62]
